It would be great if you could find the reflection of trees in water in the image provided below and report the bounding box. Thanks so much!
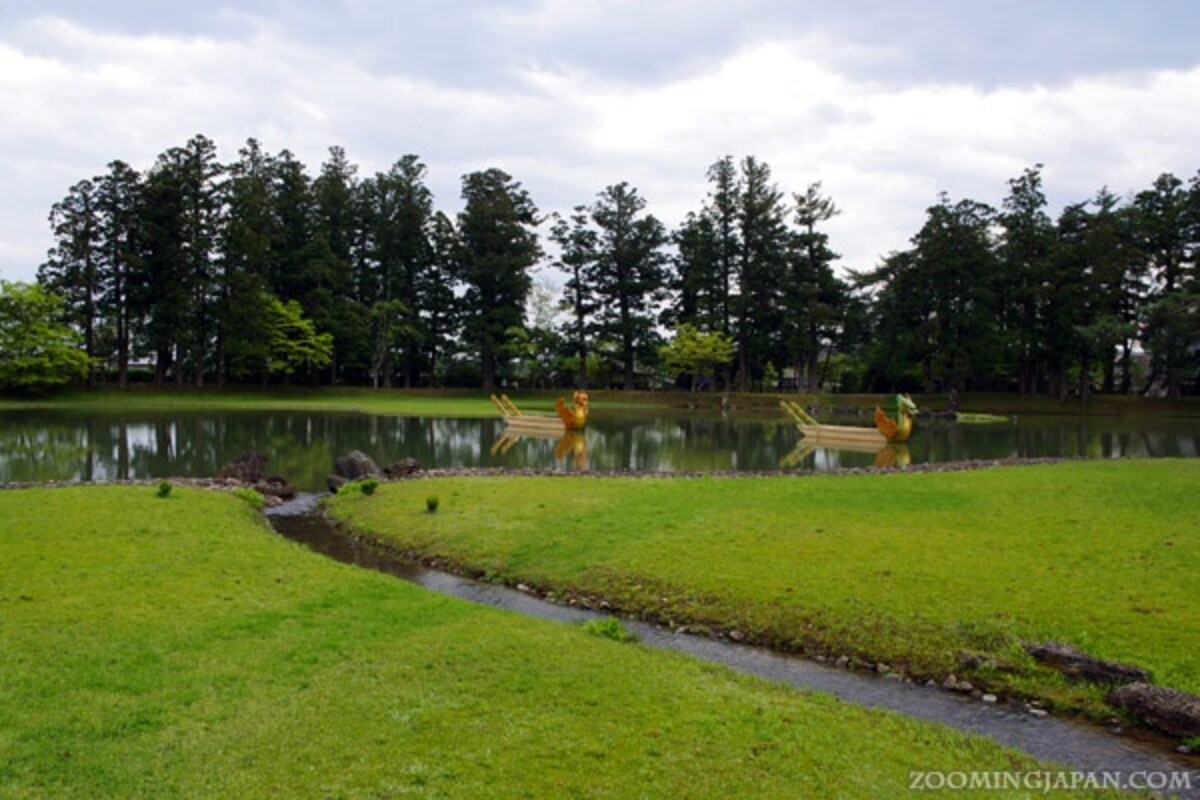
[1,411,1198,486]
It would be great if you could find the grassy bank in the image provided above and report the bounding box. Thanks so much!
[0,486,1085,798]
[328,460,1200,718]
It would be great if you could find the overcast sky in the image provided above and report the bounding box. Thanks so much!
[2,0,1199,284]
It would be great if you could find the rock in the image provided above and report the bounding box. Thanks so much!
[333,450,381,481]
[517,583,532,593]
[1029,708,1048,718]
[957,652,999,672]
[326,474,349,494]
[384,457,422,479]
[981,693,998,704]
[942,674,958,690]
[1108,683,1200,738]
[884,672,903,681]
[728,630,745,642]
[955,681,975,693]
[875,662,891,674]
[1025,641,1151,685]
[255,476,297,499]
[925,680,938,688]
[216,451,268,483]
[261,494,283,508]
[835,656,850,668]
[1178,746,1193,755]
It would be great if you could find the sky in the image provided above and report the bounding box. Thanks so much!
[2,0,1199,285]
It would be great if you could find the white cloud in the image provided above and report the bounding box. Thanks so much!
[1,15,1198,285]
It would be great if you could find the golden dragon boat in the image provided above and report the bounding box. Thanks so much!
[490,391,590,433]
[780,395,917,447]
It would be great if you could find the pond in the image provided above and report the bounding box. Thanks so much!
[2,408,1197,490]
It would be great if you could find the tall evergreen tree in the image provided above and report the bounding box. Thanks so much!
[549,206,598,386]
[586,183,669,389]
[733,157,788,390]
[40,178,101,386]
[785,182,844,392]
[997,165,1055,394]
[95,161,142,387]
[455,168,541,391]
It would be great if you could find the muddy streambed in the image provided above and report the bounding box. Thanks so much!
[267,494,1199,795]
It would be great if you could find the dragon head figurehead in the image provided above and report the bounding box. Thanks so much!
[896,394,917,419]
[556,390,590,430]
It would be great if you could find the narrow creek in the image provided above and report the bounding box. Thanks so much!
[266,494,1199,796]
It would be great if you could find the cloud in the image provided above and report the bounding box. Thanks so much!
[1,12,1199,286]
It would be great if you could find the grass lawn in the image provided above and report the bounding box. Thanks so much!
[0,485,1091,798]
[328,460,1200,717]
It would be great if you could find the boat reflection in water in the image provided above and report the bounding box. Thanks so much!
[491,429,588,471]
[779,438,911,470]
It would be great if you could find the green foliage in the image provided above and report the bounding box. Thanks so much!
[581,617,637,643]
[0,282,89,393]
[337,478,379,496]
[232,486,264,508]
[266,296,334,377]
[156,480,172,498]
[425,495,439,513]
[660,323,736,388]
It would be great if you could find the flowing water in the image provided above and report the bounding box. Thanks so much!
[2,408,1198,489]
[267,495,1200,796]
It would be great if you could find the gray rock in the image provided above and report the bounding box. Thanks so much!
[216,451,268,483]
[333,450,381,481]
[1109,683,1200,738]
[384,457,422,479]
[835,656,850,668]
[1025,641,1151,685]
[981,693,998,704]
[326,474,349,493]
[1029,708,1048,718]
[255,476,296,499]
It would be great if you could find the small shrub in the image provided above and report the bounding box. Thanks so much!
[337,479,378,496]
[581,617,636,643]
[232,487,264,509]
[156,480,172,499]
[425,495,439,513]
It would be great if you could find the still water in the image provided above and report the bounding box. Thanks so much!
[1,409,1197,490]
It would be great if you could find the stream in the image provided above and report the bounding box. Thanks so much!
[267,494,1199,797]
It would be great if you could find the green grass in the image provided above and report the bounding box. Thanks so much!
[328,460,1200,717]
[0,485,1095,798]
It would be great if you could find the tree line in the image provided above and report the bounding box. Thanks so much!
[33,135,1200,396]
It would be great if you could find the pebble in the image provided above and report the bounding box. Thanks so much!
[884,672,903,682]
[728,630,745,642]
[956,681,975,693]
[1029,708,1048,718]
[875,662,891,674]
[942,674,958,689]
[516,583,532,593]
[1176,745,1192,755]
[835,656,850,668]
[981,693,997,704]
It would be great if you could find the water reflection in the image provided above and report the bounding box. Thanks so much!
[0,409,1196,490]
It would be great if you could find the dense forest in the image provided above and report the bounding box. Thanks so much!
[32,134,1200,396]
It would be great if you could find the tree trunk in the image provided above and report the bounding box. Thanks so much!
[481,344,496,392]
